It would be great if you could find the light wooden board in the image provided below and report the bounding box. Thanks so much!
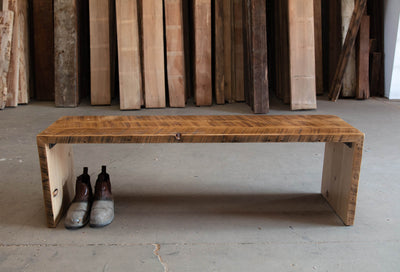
[164,0,186,108]
[192,0,212,106]
[115,0,142,110]
[314,0,323,95]
[288,0,317,110]
[141,0,166,108]
[0,10,13,110]
[89,0,111,105]
[341,0,357,97]
[5,0,19,107]
[233,0,244,102]
[356,15,370,99]
[222,0,232,103]
[214,0,224,104]
[54,0,79,107]
[17,0,29,104]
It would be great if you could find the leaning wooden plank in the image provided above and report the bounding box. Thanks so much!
[165,0,186,107]
[329,0,367,102]
[32,0,54,101]
[192,0,212,106]
[214,0,224,104]
[54,0,79,107]
[233,0,244,102]
[89,0,111,105]
[0,10,13,110]
[314,0,323,95]
[17,0,29,104]
[5,0,19,107]
[288,0,317,110]
[341,0,357,98]
[115,0,141,110]
[356,15,370,100]
[141,0,166,108]
[243,0,269,114]
[223,0,233,103]
[370,52,382,97]
[327,0,342,96]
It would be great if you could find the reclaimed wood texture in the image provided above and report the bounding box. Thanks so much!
[5,0,19,107]
[233,0,244,102]
[356,15,370,100]
[54,0,79,107]
[329,0,367,102]
[89,0,111,105]
[327,0,342,95]
[37,115,364,144]
[17,0,29,104]
[223,0,233,103]
[341,0,356,98]
[193,0,212,106]
[313,0,323,95]
[165,0,186,107]
[32,0,54,101]
[141,0,166,108]
[288,0,317,110]
[322,141,363,225]
[115,0,142,110]
[214,0,224,104]
[243,0,269,114]
[0,10,13,110]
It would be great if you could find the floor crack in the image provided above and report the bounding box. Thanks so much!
[152,243,169,272]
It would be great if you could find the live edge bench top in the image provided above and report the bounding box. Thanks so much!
[37,115,364,144]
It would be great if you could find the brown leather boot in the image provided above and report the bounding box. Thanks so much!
[64,167,93,229]
[90,166,114,228]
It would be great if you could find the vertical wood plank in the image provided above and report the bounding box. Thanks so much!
[89,0,111,105]
[370,52,382,97]
[193,0,212,106]
[0,10,13,110]
[32,0,54,101]
[17,0,29,104]
[314,0,323,95]
[165,0,186,107]
[115,0,142,110]
[54,0,79,107]
[327,0,342,95]
[329,0,367,101]
[214,0,224,104]
[222,0,233,103]
[5,0,19,107]
[243,0,269,114]
[233,0,244,102]
[356,15,370,99]
[141,0,166,108]
[321,141,363,225]
[288,0,317,110]
[341,0,357,97]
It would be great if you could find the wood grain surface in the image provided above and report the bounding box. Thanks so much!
[38,115,364,144]
[0,10,13,110]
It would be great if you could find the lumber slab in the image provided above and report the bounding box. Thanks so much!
[140,0,166,108]
[233,0,244,101]
[356,15,370,100]
[0,10,13,110]
[314,0,323,95]
[165,0,186,108]
[17,0,29,104]
[115,0,142,110]
[214,0,224,104]
[54,0,79,107]
[193,0,212,106]
[243,0,269,114]
[329,0,367,102]
[288,0,317,110]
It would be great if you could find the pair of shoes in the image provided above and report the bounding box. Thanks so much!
[64,166,114,229]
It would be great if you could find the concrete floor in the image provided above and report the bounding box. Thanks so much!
[0,96,399,271]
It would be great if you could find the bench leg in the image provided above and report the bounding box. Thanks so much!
[321,141,363,225]
[37,140,75,227]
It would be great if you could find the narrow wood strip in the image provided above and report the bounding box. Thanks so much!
[0,10,13,110]
[17,0,29,104]
[233,0,244,102]
[116,0,142,110]
[165,0,186,107]
[356,15,370,100]
[329,0,367,102]
[193,0,212,106]
[54,0,79,107]
[223,0,233,103]
[141,0,166,108]
[341,0,356,98]
[314,0,324,95]
[214,0,225,104]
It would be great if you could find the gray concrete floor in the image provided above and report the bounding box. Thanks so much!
[0,96,399,271]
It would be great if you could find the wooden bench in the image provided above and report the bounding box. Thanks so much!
[37,115,364,227]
